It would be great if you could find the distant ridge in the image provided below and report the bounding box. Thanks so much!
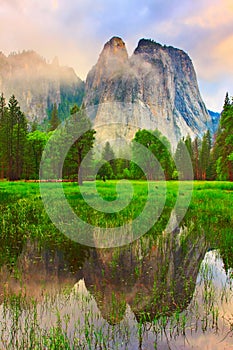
[208,110,221,133]
[0,50,84,123]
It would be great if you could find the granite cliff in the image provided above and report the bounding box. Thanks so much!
[0,50,84,123]
[0,38,216,146]
[85,37,213,148]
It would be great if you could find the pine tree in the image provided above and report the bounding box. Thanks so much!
[64,104,96,185]
[8,95,28,180]
[0,95,28,180]
[0,93,7,178]
[102,142,115,162]
[213,93,233,181]
[223,92,231,109]
[174,138,193,180]
[185,134,193,160]
[49,103,60,131]
[101,141,115,177]
[192,137,201,180]
[200,130,211,180]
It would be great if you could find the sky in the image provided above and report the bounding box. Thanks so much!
[1,0,233,112]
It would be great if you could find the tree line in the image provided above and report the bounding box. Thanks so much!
[96,93,233,182]
[0,94,95,182]
[0,92,232,182]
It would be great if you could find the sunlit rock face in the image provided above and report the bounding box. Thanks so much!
[0,38,214,145]
[0,51,84,123]
[85,37,213,149]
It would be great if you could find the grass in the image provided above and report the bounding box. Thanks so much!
[0,180,232,349]
[0,179,232,271]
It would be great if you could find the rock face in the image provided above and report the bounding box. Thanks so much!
[0,50,84,123]
[0,39,215,146]
[208,110,221,133]
[85,37,213,149]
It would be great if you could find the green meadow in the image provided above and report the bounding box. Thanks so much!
[0,180,233,349]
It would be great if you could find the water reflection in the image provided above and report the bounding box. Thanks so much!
[84,226,208,325]
[0,213,208,322]
[0,239,87,301]
[1,212,233,349]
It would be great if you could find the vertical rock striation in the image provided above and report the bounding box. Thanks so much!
[0,50,84,123]
[84,37,213,149]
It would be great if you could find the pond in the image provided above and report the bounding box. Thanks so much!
[0,181,233,349]
[0,221,233,349]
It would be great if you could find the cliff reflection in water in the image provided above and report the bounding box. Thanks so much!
[0,212,208,325]
[84,224,208,324]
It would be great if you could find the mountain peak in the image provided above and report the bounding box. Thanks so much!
[134,38,163,54]
[85,37,212,148]
[99,36,128,63]
[106,36,126,48]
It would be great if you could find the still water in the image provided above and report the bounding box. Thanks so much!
[0,220,233,349]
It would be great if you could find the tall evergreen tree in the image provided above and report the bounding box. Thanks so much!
[102,141,115,162]
[200,130,211,180]
[223,92,231,109]
[100,141,115,177]
[213,93,233,181]
[0,93,7,178]
[64,104,96,185]
[9,95,28,180]
[49,103,60,131]
[184,134,193,160]
[192,137,201,180]
[0,95,28,180]
[174,138,193,180]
